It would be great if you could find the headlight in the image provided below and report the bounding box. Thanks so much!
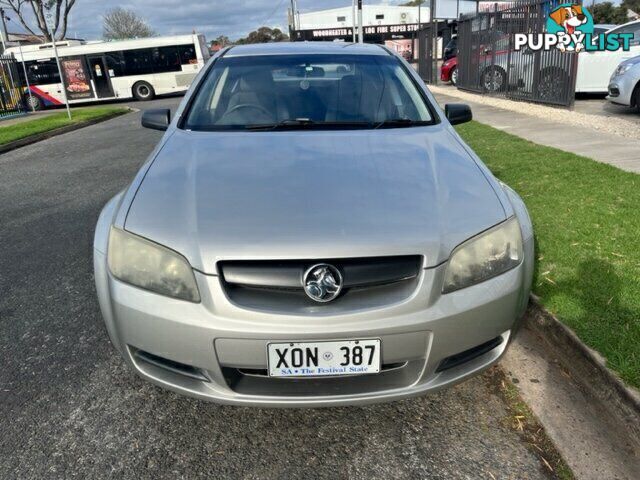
[443,217,523,293]
[614,64,632,76]
[108,227,200,302]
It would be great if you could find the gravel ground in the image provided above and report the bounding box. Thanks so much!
[0,97,548,479]
[430,85,640,140]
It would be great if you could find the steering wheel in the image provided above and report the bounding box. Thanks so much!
[220,103,273,122]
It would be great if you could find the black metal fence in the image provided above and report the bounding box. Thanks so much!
[457,0,578,107]
[0,54,26,119]
[417,26,435,83]
[416,22,455,84]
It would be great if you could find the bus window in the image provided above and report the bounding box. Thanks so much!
[154,46,182,72]
[123,48,155,75]
[178,45,197,65]
[24,60,61,84]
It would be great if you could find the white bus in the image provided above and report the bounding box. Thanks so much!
[6,34,209,110]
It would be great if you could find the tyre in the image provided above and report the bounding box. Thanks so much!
[132,81,155,101]
[633,82,640,112]
[481,66,506,93]
[538,68,569,102]
[24,93,43,111]
[450,66,458,86]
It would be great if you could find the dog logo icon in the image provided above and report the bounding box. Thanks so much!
[546,3,594,52]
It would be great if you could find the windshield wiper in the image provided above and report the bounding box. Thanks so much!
[374,118,427,129]
[246,119,372,131]
[246,118,317,131]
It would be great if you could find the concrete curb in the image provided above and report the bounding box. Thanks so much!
[526,295,640,446]
[0,109,132,155]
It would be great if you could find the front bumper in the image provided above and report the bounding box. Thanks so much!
[606,74,636,107]
[440,65,453,82]
[95,247,530,407]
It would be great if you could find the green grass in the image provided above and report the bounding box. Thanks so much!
[0,106,128,145]
[456,121,640,389]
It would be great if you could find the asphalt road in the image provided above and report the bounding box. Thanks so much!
[0,97,547,479]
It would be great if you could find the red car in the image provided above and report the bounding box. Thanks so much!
[440,57,458,86]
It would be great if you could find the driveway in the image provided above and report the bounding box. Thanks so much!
[0,97,547,479]
[573,95,640,125]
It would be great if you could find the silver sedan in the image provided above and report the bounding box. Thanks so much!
[94,42,534,407]
[608,55,640,110]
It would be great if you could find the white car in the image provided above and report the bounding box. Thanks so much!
[575,19,640,93]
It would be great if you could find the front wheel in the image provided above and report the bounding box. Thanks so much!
[450,66,458,86]
[481,66,506,93]
[24,93,43,111]
[132,81,155,101]
[633,82,640,112]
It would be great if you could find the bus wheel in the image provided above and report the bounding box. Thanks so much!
[25,93,43,111]
[133,81,155,101]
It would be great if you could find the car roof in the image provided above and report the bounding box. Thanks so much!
[224,41,389,57]
[606,19,640,32]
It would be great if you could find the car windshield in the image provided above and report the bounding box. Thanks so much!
[183,53,435,130]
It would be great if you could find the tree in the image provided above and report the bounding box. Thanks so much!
[0,0,77,41]
[103,7,155,40]
[211,35,231,48]
[590,2,628,25]
[235,27,288,45]
[401,0,425,6]
[620,0,640,15]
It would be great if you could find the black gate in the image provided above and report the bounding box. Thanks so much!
[457,0,578,107]
[417,26,435,83]
[417,22,452,85]
[0,55,26,119]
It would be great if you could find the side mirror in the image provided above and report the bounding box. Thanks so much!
[141,109,171,131]
[445,104,472,126]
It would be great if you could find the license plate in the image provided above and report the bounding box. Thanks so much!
[267,339,381,377]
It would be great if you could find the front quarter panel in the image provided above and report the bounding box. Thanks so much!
[501,183,535,320]
[94,192,125,353]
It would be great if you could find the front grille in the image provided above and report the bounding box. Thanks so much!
[218,256,422,312]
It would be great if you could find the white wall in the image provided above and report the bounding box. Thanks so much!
[297,1,478,30]
[298,6,429,30]
[437,1,477,19]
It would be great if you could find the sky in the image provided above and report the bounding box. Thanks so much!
[5,0,411,42]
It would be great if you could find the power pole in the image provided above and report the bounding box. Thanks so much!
[293,0,299,33]
[430,0,437,84]
[358,0,363,43]
[417,1,421,62]
[289,0,296,31]
[352,0,356,43]
[0,8,9,54]
[17,41,36,111]
[45,12,71,119]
